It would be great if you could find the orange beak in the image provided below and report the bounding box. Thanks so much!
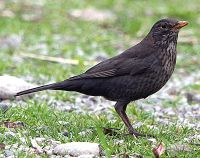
[173,21,188,30]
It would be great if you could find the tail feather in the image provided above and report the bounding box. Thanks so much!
[15,82,65,96]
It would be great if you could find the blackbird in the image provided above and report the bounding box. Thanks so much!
[15,19,188,137]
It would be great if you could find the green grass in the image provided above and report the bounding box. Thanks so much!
[1,103,200,157]
[0,0,200,157]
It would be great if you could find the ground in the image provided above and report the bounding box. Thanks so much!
[0,0,200,157]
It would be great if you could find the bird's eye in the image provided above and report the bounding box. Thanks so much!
[161,25,167,29]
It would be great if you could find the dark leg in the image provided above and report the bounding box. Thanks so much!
[114,101,152,137]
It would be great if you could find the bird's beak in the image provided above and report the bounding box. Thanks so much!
[173,21,188,30]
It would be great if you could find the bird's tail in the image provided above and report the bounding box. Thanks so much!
[15,81,66,96]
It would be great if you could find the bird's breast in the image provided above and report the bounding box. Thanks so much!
[156,44,177,86]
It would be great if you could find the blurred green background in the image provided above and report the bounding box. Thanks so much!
[0,0,200,80]
[0,0,200,157]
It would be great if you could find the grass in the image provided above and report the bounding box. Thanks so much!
[1,103,200,157]
[0,0,200,157]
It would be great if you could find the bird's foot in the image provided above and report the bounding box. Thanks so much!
[129,131,155,138]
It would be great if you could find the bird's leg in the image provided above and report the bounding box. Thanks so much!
[114,101,151,137]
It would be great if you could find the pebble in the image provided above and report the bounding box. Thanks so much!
[0,75,36,100]
[133,122,143,128]
[53,142,102,157]
[167,143,191,152]
[0,34,22,49]
[31,139,43,154]
[113,139,124,145]
[78,154,96,158]
[4,150,14,157]
[50,140,61,147]
[0,102,9,112]
[184,135,200,142]
[148,138,157,145]
[35,137,46,144]
[78,129,93,137]
[5,131,16,137]
[62,131,69,137]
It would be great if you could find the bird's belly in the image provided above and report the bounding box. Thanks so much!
[104,71,173,101]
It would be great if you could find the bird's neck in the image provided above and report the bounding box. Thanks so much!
[154,33,178,49]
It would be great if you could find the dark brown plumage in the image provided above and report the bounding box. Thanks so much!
[15,19,188,137]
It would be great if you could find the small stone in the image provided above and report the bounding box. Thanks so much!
[31,139,43,154]
[19,137,26,144]
[35,137,46,145]
[8,143,18,150]
[0,34,22,49]
[50,140,61,147]
[53,142,101,157]
[167,143,191,152]
[186,92,200,103]
[0,75,36,100]
[146,125,159,131]
[4,150,13,157]
[58,121,69,126]
[148,138,157,144]
[62,131,69,137]
[114,139,124,145]
[78,154,95,158]
[78,129,93,137]
[5,131,16,137]
[133,122,143,128]
[20,147,29,152]
[45,149,53,155]
[0,103,9,113]
[184,135,200,142]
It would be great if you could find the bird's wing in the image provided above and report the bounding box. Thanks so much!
[68,58,118,80]
[68,55,155,80]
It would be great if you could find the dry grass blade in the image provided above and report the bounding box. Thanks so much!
[19,52,98,66]
[19,52,79,65]
[2,121,25,128]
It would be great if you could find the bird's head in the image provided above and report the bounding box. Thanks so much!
[149,19,188,48]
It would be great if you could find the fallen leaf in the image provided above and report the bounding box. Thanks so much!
[3,121,24,128]
[0,143,5,150]
[152,143,165,158]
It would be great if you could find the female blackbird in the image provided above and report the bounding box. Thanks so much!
[16,19,188,137]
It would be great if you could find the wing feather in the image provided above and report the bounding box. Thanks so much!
[68,53,156,81]
[68,69,116,80]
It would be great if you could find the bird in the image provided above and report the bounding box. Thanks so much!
[15,19,188,137]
